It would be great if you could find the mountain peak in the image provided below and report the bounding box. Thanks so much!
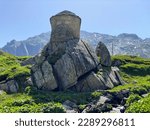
[118,33,140,40]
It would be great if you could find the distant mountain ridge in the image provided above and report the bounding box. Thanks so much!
[2,32,50,56]
[2,31,150,58]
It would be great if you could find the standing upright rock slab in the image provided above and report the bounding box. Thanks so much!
[96,42,112,67]
[30,10,123,92]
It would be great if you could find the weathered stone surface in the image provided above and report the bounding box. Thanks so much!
[25,77,33,86]
[82,103,112,113]
[31,61,57,90]
[112,67,125,85]
[21,57,36,66]
[0,80,18,93]
[21,53,46,66]
[30,10,123,92]
[110,107,121,113]
[50,10,81,43]
[31,11,100,91]
[110,106,125,113]
[54,53,77,90]
[96,96,111,105]
[63,100,78,113]
[96,42,111,67]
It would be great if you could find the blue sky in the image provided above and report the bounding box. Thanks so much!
[0,0,150,47]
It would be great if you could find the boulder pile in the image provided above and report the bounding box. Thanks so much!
[31,10,123,92]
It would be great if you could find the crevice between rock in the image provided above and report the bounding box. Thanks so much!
[81,40,98,66]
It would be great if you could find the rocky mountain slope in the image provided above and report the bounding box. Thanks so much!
[2,31,150,58]
[2,32,50,56]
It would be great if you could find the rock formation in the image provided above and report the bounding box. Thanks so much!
[96,41,111,67]
[31,10,123,92]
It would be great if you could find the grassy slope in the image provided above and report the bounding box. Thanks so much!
[0,52,150,113]
[111,55,150,112]
[0,51,31,82]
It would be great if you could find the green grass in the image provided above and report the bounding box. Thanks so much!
[125,94,142,107]
[0,51,31,82]
[0,88,103,113]
[126,93,150,113]
[28,89,102,105]
[109,76,150,94]
[0,92,65,113]
[110,55,150,92]
[112,55,150,65]
[110,55,150,113]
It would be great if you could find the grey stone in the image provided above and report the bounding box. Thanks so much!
[86,72,106,91]
[74,71,107,92]
[96,96,111,105]
[0,80,18,93]
[8,80,19,93]
[83,72,106,91]
[63,100,77,108]
[112,60,122,67]
[42,61,57,90]
[110,108,121,113]
[96,42,111,67]
[30,10,123,92]
[25,77,33,86]
[21,57,36,66]
[21,53,45,66]
[63,100,78,113]
[110,106,125,113]
[82,103,112,113]
[54,54,77,90]
[50,10,81,44]
[32,65,45,89]
[111,67,124,85]
[117,106,125,113]
[31,61,57,90]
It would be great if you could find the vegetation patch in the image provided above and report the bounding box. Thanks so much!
[0,52,31,82]
[0,87,102,113]
[126,93,150,113]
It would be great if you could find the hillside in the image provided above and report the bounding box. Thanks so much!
[0,52,150,113]
[2,31,150,58]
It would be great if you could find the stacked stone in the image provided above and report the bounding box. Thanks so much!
[31,10,123,92]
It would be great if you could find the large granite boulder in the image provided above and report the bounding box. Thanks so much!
[30,10,123,92]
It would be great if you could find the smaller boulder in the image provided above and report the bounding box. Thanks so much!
[96,42,111,67]
[63,100,78,113]
[96,96,111,105]
[0,80,18,93]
